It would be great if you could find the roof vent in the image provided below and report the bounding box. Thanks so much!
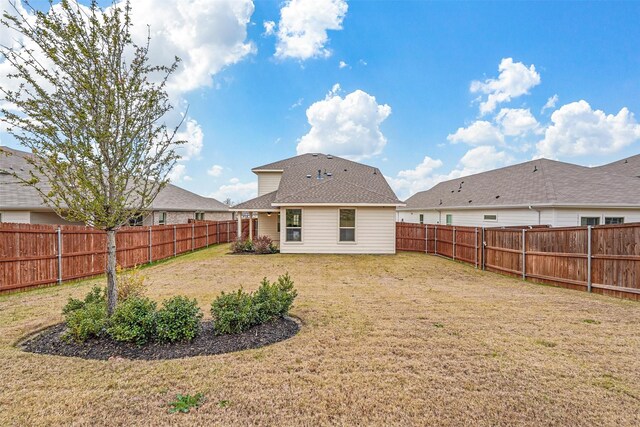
[344,168,347,172]
[451,190,454,193]
[327,155,333,159]
[533,165,538,172]
[317,169,322,180]
[327,172,332,177]
[439,199,442,205]
[495,195,500,199]
[306,174,311,178]
[373,170,377,175]
[312,153,318,157]
[625,159,628,164]
[468,200,472,203]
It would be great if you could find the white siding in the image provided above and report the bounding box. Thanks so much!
[280,206,396,254]
[0,211,31,223]
[257,212,279,243]
[29,211,83,225]
[551,208,640,227]
[257,172,282,196]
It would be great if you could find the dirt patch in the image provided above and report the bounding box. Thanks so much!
[20,317,299,360]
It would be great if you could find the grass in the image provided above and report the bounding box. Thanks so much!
[1,244,640,425]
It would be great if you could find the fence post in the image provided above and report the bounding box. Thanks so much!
[452,227,456,260]
[148,227,152,264]
[425,224,428,254]
[206,223,209,247]
[522,228,526,280]
[482,227,486,271]
[217,222,220,244]
[587,225,592,293]
[173,225,177,256]
[227,221,230,242]
[57,226,63,284]
[192,223,195,251]
[435,225,438,255]
[475,227,478,269]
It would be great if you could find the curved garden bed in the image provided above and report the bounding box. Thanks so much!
[20,316,299,361]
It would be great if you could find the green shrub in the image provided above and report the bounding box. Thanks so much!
[253,235,277,254]
[62,286,107,342]
[107,296,158,344]
[168,393,205,414]
[211,274,297,335]
[252,273,297,322]
[230,238,254,253]
[156,296,203,343]
[210,289,256,335]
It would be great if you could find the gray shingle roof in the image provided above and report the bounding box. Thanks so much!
[0,147,229,212]
[232,191,277,210]
[236,153,402,210]
[402,157,640,210]
[594,154,640,178]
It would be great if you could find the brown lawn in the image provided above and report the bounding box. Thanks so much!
[1,245,639,426]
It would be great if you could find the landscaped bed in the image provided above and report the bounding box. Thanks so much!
[1,244,640,425]
[21,317,299,360]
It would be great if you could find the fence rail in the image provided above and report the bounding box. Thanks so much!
[397,222,640,301]
[0,219,257,293]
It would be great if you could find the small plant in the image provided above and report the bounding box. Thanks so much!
[168,393,205,414]
[230,238,254,253]
[433,322,444,328]
[583,319,601,325]
[253,235,277,254]
[156,296,203,343]
[117,265,147,302]
[252,273,297,323]
[107,296,158,344]
[217,400,230,409]
[62,286,107,342]
[535,339,557,348]
[211,288,256,334]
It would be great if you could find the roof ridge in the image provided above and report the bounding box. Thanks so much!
[275,176,399,203]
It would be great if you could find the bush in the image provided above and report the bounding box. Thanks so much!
[210,289,255,335]
[62,287,108,342]
[230,238,254,253]
[156,296,203,343]
[117,265,147,302]
[253,273,297,322]
[253,235,278,254]
[211,274,297,335]
[107,296,158,344]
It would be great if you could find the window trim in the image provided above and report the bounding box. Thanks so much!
[419,213,424,225]
[604,216,624,225]
[158,211,167,226]
[445,214,453,226]
[194,212,205,221]
[285,208,303,243]
[579,215,600,227]
[483,213,498,222]
[338,208,357,244]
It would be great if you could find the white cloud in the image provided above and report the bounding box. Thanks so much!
[536,100,640,158]
[168,164,187,182]
[173,119,204,161]
[211,178,257,203]
[541,94,558,113]
[272,0,348,60]
[388,146,513,199]
[339,60,348,69]
[495,108,539,137]
[207,164,224,177]
[290,97,304,109]
[447,121,504,146]
[471,58,541,115]
[126,0,255,96]
[296,87,392,160]
[263,20,276,36]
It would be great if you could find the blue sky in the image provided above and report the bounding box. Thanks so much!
[2,0,640,202]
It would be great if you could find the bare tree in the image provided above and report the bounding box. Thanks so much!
[0,0,184,314]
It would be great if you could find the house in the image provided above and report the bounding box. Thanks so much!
[398,156,640,227]
[0,146,232,225]
[230,153,404,254]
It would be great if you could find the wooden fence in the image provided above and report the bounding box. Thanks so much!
[0,219,257,293]
[396,222,640,301]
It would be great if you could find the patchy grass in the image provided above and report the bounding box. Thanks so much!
[1,245,640,425]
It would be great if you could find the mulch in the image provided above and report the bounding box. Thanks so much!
[20,317,300,361]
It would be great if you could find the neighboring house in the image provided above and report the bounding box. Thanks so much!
[231,153,404,254]
[398,156,640,227]
[0,147,231,225]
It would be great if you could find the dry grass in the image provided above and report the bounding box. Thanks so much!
[1,245,640,426]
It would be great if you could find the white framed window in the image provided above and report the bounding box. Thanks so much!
[285,209,302,242]
[195,212,205,221]
[339,209,356,242]
[446,214,453,225]
[483,214,498,222]
[419,213,424,225]
[580,216,600,226]
[158,212,167,225]
[128,214,143,227]
[605,217,624,225]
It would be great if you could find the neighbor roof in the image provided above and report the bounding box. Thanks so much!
[402,157,640,210]
[0,147,229,212]
[234,153,403,210]
[594,154,640,178]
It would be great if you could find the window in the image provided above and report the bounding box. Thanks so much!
[285,209,302,242]
[483,214,498,222]
[446,214,453,225]
[158,212,167,225]
[339,209,356,242]
[419,214,424,225]
[195,212,205,221]
[128,214,143,227]
[605,217,624,225]
[277,213,281,233]
[580,216,600,226]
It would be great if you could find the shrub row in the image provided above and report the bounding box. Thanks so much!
[230,236,278,254]
[63,273,296,343]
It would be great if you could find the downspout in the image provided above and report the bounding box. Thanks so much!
[528,205,541,225]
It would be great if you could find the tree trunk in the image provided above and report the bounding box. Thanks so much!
[106,229,118,316]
